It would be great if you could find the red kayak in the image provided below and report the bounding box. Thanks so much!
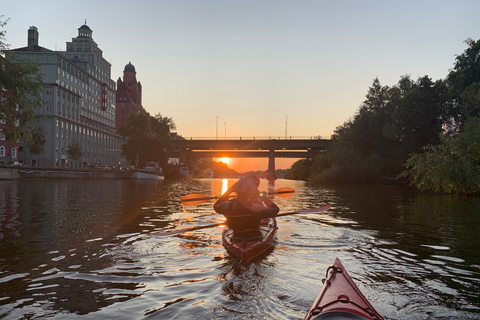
[304,258,384,320]
[221,217,277,263]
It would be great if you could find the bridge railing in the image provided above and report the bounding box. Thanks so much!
[172,135,327,140]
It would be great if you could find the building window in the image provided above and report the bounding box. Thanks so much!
[0,146,4,157]
[11,148,17,158]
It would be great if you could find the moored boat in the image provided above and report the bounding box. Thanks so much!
[304,258,384,320]
[221,217,277,263]
[131,170,164,180]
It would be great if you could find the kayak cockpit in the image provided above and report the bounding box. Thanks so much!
[222,218,277,263]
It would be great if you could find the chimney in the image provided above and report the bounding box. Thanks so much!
[28,26,39,50]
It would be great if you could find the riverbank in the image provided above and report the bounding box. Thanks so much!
[0,167,132,180]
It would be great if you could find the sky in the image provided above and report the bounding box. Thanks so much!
[2,0,480,172]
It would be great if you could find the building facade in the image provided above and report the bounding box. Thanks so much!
[0,124,20,165]
[116,62,147,130]
[7,25,127,168]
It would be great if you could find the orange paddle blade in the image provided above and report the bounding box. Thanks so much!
[271,187,295,197]
[180,193,215,206]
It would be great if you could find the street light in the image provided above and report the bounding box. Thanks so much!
[285,115,288,139]
[224,122,226,140]
[216,116,219,140]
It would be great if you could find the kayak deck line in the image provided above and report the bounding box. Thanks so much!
[304,258,384,320]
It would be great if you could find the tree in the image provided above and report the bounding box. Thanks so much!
[444,38,480,134]
[400,38,480,194]
[0,16,45,145]
[284,159,313,181]
[307,74,449,185]
[402,119,480,195]
[66,139,83,167]
[118,112,176,168]
[27,125,46,166]
[383,75,448,158]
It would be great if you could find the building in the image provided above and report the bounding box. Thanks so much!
[116,62,147,130]
[7,25,127,168]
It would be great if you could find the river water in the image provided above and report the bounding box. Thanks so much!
[0,178,478,319]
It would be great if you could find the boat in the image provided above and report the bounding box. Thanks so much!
[304,258,384,320]
[131,170,164,180]
[221,217,277,263]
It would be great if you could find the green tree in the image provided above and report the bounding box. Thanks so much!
[402,118,480,195]
[383,75,448,158]
[118,112,176,168]
[306,74,448,185]
[0,16,45,145]
[446,38,480,128]
[307,78,401,185]
[401,38,480,194]
[27,125,46,166]
[66,139,83,166]
[284,158,313,181]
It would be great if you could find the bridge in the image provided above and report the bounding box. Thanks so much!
[170,136,330,179]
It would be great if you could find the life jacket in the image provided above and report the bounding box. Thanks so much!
[223,200,260,230]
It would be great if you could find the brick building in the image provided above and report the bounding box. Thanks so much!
[116,62,147,130]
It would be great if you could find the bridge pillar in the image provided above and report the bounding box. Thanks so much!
[267,149,276,182]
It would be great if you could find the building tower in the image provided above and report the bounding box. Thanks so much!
[116,62,146,129]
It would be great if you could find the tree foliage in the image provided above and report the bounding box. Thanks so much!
[66,139,83,161]
[402,119,480,194]
[295,74,449,185]
[285,37,480,189]
[302,37,480,193]
[0,16,45,145]
[27,125,46,156]
[118,112,176,168]
[284,158,313,181]
[400,38,480,194]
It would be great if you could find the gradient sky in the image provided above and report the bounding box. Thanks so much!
[3,1,480,172]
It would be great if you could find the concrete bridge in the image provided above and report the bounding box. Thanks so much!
[170,136,330,179]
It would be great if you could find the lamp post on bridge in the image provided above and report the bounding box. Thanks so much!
[285,115,288,139]
[224,122,226,140]
[216,116,218,140]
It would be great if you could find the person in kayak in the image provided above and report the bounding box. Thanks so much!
[214,176,280,230]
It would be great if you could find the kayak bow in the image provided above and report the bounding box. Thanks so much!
[304,258,384,320]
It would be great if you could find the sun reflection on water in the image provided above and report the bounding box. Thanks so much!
[221,178,229,195]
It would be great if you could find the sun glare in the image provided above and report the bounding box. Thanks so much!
[219,157,230,165]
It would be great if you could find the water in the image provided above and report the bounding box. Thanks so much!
[0,179,479,319]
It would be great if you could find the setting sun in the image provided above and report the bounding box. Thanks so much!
[219,157,230,165]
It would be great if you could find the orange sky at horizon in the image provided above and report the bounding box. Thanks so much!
[225,157,299,173]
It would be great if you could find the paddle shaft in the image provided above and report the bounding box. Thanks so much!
[152,205,331,237]
[180,187,295,205]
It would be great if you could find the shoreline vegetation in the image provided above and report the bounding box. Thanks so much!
[285,38,480,196]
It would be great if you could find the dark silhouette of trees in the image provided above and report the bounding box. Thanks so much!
[118,113,176,168]
[287,38,480,194]
[403,38,480,194]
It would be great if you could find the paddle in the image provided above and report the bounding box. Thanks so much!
[180,187,295,206]
[151,205,331,237]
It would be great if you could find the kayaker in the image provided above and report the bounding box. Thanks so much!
[214,176,280,230]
